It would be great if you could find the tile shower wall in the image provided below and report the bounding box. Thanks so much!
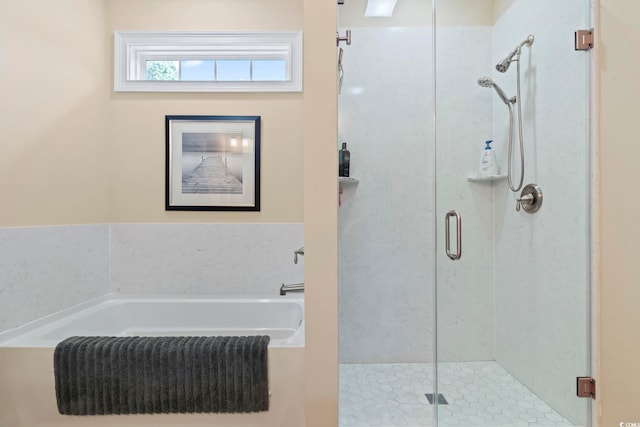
[338,27,494,363]
[338,27,433,364]
[110,224,304,295]
[435,26,495,362]
[0,225,110,332]
[492,1,589,425]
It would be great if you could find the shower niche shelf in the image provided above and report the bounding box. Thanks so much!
[467,174,507,183]
[338,177,358,206]
[339,177,359,189]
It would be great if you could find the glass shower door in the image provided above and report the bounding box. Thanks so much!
[337,1,436,426]
[434,1,592,427]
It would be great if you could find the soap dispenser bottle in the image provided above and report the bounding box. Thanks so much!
[339,142,351,177]
[478,140,498,177]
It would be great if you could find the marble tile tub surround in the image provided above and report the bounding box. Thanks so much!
[110,223,304,295]
[0,223,303,334]
[0,225,110,333]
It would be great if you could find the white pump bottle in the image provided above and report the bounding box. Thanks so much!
[478,140,499,177]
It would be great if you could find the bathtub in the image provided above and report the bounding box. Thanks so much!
[0,294,305,427]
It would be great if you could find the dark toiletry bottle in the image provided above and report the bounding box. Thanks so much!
[339,142,350,177]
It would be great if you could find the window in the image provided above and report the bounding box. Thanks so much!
[114,31,302,92]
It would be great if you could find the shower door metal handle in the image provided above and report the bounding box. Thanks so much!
[445,210,462,261]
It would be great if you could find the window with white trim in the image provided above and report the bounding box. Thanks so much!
[114,31,302,92]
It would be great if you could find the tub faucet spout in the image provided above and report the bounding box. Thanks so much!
[280,283,304,296]
[294,247,304,264]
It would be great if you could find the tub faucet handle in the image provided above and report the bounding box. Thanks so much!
[294,247,304,264]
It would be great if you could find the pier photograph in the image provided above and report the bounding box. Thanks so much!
[181,132,244,195]
[165,115,260,211]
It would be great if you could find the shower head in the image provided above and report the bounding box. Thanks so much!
[495,34,535,73]
[495,48,519,73]
[478,76,513,105]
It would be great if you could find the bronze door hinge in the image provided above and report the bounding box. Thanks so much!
[577,377,596,399]
[575,29,594,50]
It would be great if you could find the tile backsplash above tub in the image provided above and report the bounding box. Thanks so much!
[0,223,304,333]
[0,225,110,332]
[110,224,304,295]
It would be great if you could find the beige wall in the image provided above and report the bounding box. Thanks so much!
[0,0,305,227]
[599,0,640,424]
[106,0,302,31]
[339,0,495,27]
[106,0,304,223]
[303,0,339,425]
[108,94,303,223]
[0,0,111,226]
[493,0,516,22]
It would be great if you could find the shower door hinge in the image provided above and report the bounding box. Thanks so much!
[337,0,344,4]
[576,377,596,399]
[575,29,594,50]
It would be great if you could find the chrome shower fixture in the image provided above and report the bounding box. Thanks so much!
[477,77,514,105]
[490,34,535,194]
[495,34,534,73]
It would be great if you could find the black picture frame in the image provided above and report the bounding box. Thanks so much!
[165,115,261,211]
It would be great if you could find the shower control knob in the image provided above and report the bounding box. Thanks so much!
[516,194,533,211]
[516,184,543,214]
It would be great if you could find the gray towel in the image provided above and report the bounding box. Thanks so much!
[53,335,270,415]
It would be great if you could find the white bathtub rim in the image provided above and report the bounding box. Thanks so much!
[0,293,305,348]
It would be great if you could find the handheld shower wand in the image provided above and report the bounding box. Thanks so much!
[478,76,517,194]
[477,77,514,105]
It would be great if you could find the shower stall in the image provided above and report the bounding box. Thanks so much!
[337,1,592,426]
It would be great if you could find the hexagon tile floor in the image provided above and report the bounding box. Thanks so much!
[339,361,577,427]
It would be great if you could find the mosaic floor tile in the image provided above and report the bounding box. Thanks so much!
[339,362,575,427]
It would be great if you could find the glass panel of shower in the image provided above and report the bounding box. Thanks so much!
[435,1,592,427]
[337,1,436,426]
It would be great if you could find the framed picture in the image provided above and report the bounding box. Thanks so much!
[165,115,261,211]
